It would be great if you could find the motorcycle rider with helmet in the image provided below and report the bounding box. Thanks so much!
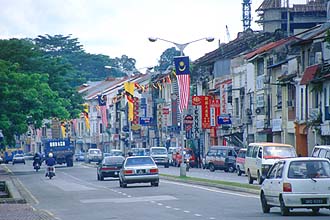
[45,153,56,177]
[33,152,42,167]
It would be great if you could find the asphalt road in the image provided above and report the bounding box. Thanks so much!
[6,161,330,220]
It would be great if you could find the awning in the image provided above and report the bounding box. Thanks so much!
[300,64,319,85]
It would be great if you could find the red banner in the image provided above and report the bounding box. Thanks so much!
[201,96,211,129]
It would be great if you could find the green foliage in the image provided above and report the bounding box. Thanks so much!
[0,60,69,144]
[154,47,181,72]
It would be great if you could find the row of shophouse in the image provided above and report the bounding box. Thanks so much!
[21,0,330,158]
[63,20,330,157]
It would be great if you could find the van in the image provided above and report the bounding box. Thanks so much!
[150,147,169,168]
[245,142,297,184]
[311,145,330,160]
[236,148,247,176]
[204,146,239,172]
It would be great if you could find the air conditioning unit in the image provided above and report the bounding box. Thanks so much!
[255,107,262,115]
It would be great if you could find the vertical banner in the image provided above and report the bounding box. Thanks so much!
[171,94,178,129]
[98,94,108,127]
[201,96,211,129]
[124,82,135,121]
[210,99,220,127]
[133,97,139,125]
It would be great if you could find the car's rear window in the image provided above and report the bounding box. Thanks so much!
[104,156,124,165]
[125,157,155,166]
[89,150,101,154]
[263,146,296,159]
[288,160,330,179]
[151,148,167,155]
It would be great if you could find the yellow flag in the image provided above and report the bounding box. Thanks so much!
[82,103,90,130]
[124,82,135,121]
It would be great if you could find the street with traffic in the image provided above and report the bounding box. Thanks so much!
[1,160,330,220]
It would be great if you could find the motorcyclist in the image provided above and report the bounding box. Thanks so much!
[45,153,56,177]
[33,152,41,167]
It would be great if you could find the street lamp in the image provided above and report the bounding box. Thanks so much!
[148,36,214,176]
[148,37,214,55]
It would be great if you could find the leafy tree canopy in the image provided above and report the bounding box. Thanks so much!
[154,47,181,72]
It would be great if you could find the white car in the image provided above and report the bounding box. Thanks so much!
[260,157,330,216]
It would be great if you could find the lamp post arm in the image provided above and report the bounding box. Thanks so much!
[155,37,213,56]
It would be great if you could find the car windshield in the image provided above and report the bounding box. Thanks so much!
[288,160,330,179]
[132,149,146,156]
[90,150,101,154]
[151,148,167,155]
[125,157,155,166]
[110,150,123,156]
[104,156,124,165]
[263,146,296,159]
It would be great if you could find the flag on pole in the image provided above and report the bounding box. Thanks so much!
[98,94,108,127]
[124,82,135,121]
[82,103,90,130]
[174,56,190,113]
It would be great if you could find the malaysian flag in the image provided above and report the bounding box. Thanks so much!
[174,56,190,113]
[98,94,108,127]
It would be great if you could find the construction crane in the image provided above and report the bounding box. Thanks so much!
[242,0,252,31]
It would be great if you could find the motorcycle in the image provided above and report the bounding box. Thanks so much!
[33,162,40,172]
[46,166,55,179]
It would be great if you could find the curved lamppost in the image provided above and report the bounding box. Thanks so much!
[148,36,214,175]
[148,37,214,56]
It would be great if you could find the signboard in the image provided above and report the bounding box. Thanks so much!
[184,115,193,131]
[139,117,152,126]
[217,115,232,125]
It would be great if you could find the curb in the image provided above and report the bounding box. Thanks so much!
[0,166,26,204]
[160,175,260,195]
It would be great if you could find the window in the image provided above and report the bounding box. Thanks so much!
[319,149,327,158]
[312,147,320,157]
[268,163,279,179]
[276,85,282,109]
[246,146,253,157]
[257,59,264,76]
[276,162,284,178]
[252,146,259,158]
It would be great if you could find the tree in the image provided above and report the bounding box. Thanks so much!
[0,60,69,145]
[154,47,181,72]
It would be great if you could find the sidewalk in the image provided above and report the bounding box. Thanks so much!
[0,165,57,220]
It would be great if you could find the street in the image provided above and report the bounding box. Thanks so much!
[4,161,330,220]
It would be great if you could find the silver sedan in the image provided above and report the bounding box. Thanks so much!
[119,156,159,187]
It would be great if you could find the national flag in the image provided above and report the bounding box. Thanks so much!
[124,82,135,121]
[98,94,108,127]
[174,56,190,113]
[82,103,90,130]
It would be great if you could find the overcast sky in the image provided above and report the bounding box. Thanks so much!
[1,0,307,70]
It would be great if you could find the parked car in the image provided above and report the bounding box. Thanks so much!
[236,148,247,176]
[311,145,330,160]
[0,155,3,164]
[150,147,169,168]
[204,146,238,172]
[75,153,85,161]
[119,156,159,187]
[86,148,102,163]
[260,157,330,216]
[12,154,25,165]
[97,156,125,181]
[245,142,297,184]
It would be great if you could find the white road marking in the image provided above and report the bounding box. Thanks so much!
[194,214,202,217]
[80,195,177,204]
[183,210,190,213]
[162,180,258,199]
